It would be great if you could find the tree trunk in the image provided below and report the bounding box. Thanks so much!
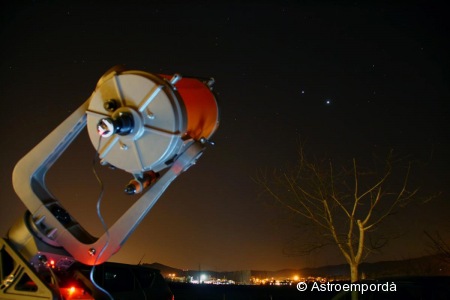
[350,263,359,300]
[350,262,359,282]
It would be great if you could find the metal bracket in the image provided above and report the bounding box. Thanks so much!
[11,99,204,265]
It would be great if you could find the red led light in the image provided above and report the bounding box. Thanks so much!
[60,286,94,299]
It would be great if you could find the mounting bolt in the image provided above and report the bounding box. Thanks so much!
[170,73,182,85]
[88,248,96,256]
[104,99,119,112]
[207,77,215,89]
[199,137,215,146]
[46,228,58,239]
[120,141,128,150]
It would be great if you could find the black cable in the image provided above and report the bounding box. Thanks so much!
[90,136,114,300]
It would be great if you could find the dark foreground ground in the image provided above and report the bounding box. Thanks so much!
[168,282,338,300]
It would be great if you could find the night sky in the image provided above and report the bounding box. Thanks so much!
[1,1,449,272]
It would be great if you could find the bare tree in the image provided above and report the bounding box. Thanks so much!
[425,230,450,264]
[256,147,423,282]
